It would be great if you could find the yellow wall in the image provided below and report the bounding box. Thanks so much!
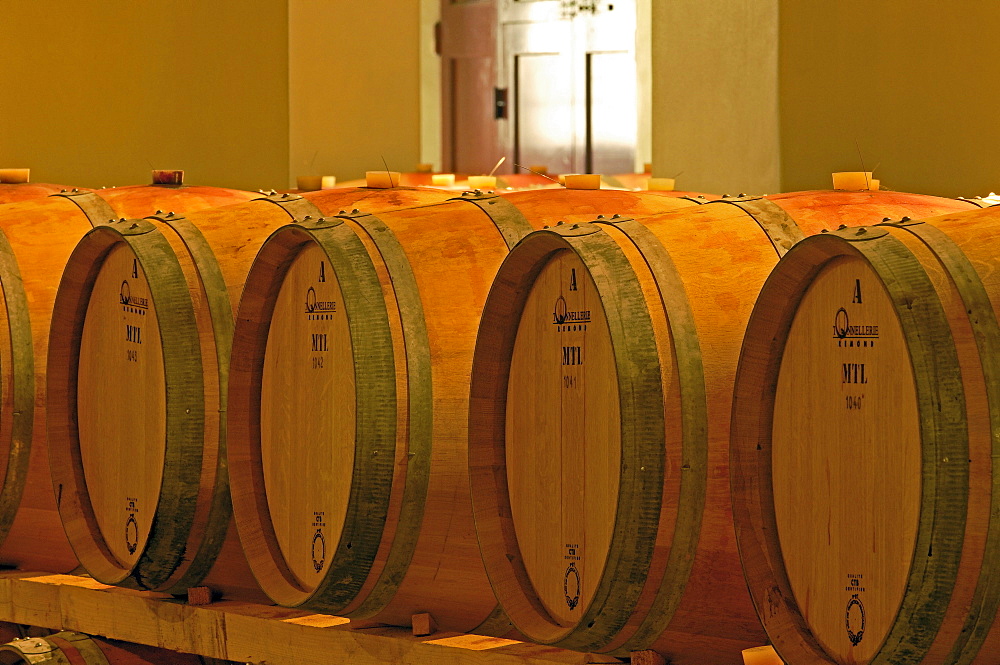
[0,1,289,191]
[779,2,1000,197]
[13,3,993,197]
[288,0,422,186]
[651,0,780,194]
[420,0,443,170]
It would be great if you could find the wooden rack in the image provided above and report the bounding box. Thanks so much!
[0,572,626,665]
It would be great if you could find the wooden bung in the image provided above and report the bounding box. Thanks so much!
[731,204,1000,664]
[0,631,202,665]
[467,175,497,190]
[563,174,602,190]
[226,189,704,632]
[431,174,456,188]
[0,184,255,575]
[45,186,451,600]
[467,190,980,664]
[0,171,30,185]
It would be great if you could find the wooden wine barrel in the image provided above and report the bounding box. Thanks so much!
[467,190,981,664]
[499,187,712,221]
[0,184,87,205]
[45,186,454,598]
[0,632,202,665]
[731,204,1000,665]
[225,188,703,632]
[0,184,255,575]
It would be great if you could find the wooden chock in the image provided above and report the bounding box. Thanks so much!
[186,586,213,605]
[742,645,783,665]
[584,655,626,664]
[628,650,666,665]
[411,613,437,637]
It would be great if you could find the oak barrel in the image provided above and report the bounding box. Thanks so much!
[0,632,201,665]
[46,186,453,597]
[0,183,255,575]
[731,204,1000,664]
[225,188,703,632]
[467,190,980,664]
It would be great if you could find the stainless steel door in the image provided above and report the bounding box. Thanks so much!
[578,3,637,174]
[498,0,637,174]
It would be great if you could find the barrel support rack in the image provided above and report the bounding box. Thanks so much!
[0,572,629,665]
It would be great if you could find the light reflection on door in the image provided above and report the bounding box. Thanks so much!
[586,50,636,174]
[441,0,640,175]
[501,0,637,175]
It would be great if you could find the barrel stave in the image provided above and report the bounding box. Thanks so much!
[768,189,977,233]
[0,184,86,205]
[47,187,452,596]
[15,185,253,575]
[730,211,1000,663]
[472,191,985,664]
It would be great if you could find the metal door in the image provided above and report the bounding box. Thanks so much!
[441,0,639,175]
[498,0,637,174]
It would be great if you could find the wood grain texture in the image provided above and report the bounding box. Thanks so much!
[260,243,355,589]
[505,250,620,628]
[771,255,921,662]
[501,189,702,226]
[48,187,452,598]
[0,184,86,205]
[768,189,976,234]
[882,211,1000,665]
[49,221,205,590]
[469,190,981,664]
[77,244,167,569]
[230,201,515,630]
[0,184,254,575]
[228,189,701,632]
[730,221,990,664]
[0,572,625,665]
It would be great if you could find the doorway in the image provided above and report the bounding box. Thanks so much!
[439,0,646,176]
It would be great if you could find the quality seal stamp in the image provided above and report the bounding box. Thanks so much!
[564,562,580,610]
[845,574,866,646]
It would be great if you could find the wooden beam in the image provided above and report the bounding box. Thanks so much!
[0,573,623,665]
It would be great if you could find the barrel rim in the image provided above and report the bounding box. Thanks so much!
[228,220,398,611]
[887,218,1000,663]
[140,212,236,593]
[468,226,665,650]
[589,217,710,651]
[328,210,435,619]
[47,221,206,588]
[43,633,108,665]
[0,225,35,553]
[729,229,969,663]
